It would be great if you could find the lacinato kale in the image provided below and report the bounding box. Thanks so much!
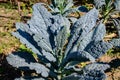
[6,3,114,80]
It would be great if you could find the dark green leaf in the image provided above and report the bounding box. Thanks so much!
[85,41,113,59]
[65,8,99,57]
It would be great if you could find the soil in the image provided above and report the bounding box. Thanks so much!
[99,55,120,80]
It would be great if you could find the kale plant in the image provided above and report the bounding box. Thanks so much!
[48,0,88,17]
[6,3,113,80]
[47,0,75,17]
[94,0,120,50]
[93,0,120,22]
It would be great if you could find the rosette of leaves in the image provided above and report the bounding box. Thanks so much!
[48,0,88,17]
[48,0,74,16]
[94,0,120,38]
[93,0,120,16]
[6,3,113,80]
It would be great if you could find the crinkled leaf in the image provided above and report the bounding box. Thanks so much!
[83,62,110,72]
[27,3,53,51]
[50,15,64,34]
[13,3,57,62]
[49,15,70,55]
[71,8,98,44]
[65,8,99,56]
[85,41,113,59]
[94,0,106,9]
[29,63,49,77]
[27,4,52,50]
[12,30,55,63]
[6,52,56,78]
[77,22,106,51]
[63,51,95,66]
[33,34,53,53]
[41,50,56,62]
[12,30,42,57]
[49,15,70,35]
[62,71,106,80]
[49,15,70,53]
[63,63,109,80]
[29,63,56,78]
[109,38,120,48]
[91,22,106,41]
[6,52,36,70]
[31,3,52,28]
[71,8,98,34]
[84,70,106,80]
[53,26,68,55]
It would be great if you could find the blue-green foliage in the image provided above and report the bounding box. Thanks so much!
[6,3,113,80]
[94,0,120,48]
[78,6,88,12]
[85,41,113,58]
[94,0,120,37]
[49,0,74,16]
[63,63,109,80]
[109,38,120,48]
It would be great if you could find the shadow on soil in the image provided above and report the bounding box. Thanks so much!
[109,58,120,68]
[0,54,21,80]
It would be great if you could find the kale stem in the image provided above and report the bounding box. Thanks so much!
[103,7,114,23]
